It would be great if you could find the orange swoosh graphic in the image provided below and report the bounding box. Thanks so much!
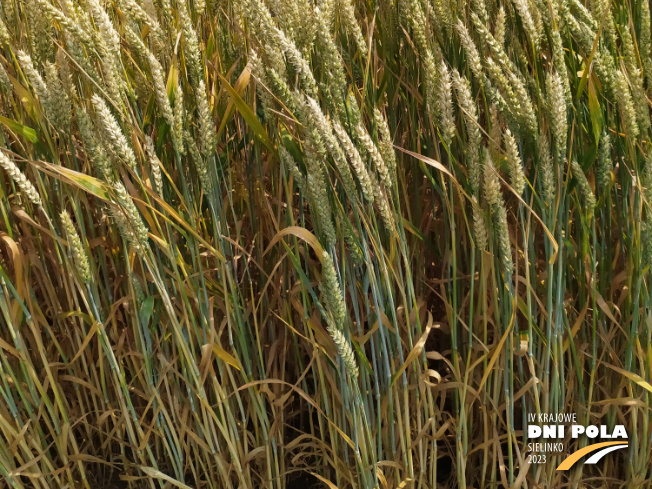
[556,441,628,470]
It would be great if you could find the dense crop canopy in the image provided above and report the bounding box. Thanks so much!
[0,0,650,487]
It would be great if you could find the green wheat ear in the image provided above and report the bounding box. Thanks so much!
[60,210,92,283]
[320,250,346,327]
[326,320,359,379]
[145,135,163,195]
[0,153,42,207]
[112,182,150,255]
[2,0,652,485]
[437,61,456,147]
[92,95,138,171]
[504,129,525,196]
[570,159,596,211]
[321,253,358,378]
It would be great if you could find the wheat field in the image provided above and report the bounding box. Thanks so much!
[0,0,650,487]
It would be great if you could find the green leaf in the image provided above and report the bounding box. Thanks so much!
[31,161,111,200]
[588,76,603,145]
[139,296,155,327]
[0,115,37,143]
[217,71,276,154]
[216,66,250,143]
